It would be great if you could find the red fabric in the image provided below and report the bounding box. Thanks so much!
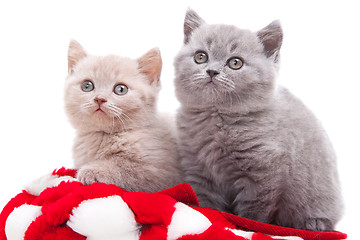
[221,212,347,240]
[0,168,347,240]
[52,167,77,178]
[251,233,275,240]
[178,226,243,240]
[123,192,177,226]
[0,191,37,239]
[159,183,199,206]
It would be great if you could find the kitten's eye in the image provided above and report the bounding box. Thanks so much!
[194,51,208,64]
[114,84,128,96]
[227,57,243,70]
[81,80,94,92]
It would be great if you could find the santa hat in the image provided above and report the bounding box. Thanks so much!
[0,168,347,240]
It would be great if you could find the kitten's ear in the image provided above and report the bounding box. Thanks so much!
[68,40,87,73]
[137,48,162,85]
[257,20,283,62]
[184,8,205,44]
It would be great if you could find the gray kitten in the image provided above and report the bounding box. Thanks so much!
[174,9,343,231]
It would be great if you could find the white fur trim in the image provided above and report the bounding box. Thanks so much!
[5,204,42,240]
[226,227,253,239]
[167,202,212,240]
[67,196,140,240]
[226,228,304,240]
[271,236,304,240]
[25,173,78,196]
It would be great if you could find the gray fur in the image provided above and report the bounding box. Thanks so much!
[174,9,343,231]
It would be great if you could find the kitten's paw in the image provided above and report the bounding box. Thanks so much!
[304,218,334,231]
[77,167,114,186]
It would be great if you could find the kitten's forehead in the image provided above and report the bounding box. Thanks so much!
[76,55,139,84]
[191,24,262,58]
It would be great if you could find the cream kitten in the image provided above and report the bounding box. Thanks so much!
[65,40,181,192]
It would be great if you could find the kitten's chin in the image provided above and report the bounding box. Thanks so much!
[92,112,112,124]
[179,90,251,114]
[71,112,112,133]
[93,110,110,120]
[204,80,217,89]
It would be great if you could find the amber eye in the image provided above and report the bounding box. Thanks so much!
[194,51,208,64]
[81,80,94,92]
[114,84,128,96]
[227,57,243,70]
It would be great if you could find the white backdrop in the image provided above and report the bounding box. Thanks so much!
[0,0,359,238]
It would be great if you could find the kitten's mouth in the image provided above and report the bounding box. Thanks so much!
[205,79,217,87]
[95,108,105,114]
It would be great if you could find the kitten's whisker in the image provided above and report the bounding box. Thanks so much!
[111,116,116,133]
[80,102,93,111]
[107,105,120,125]
[115,115,126,131]
[193,73,205,78]
[210,87,221,102]
[192,76,207,83]
[218,77,235,89]
[107,104,133,132]
[110,111,126,131]
[121,112,132,123]
[227,92,233,107]
[232,92,248,112]
[216,76,236,90]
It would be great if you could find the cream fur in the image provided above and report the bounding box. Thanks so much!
[65,40,182,192]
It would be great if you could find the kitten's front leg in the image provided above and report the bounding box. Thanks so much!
[304,218,334,232]
[190,181,228,212]
[76,158,179,192]
[77,161,119,186]
[182,162,228,212]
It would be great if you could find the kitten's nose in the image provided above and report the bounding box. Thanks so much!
[207,70,220,78]
[94,97,107,106]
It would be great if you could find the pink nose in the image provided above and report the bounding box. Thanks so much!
[94,97,107,106]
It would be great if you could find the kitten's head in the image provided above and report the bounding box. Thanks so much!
[65,40,162,133]
[175,9,283,113]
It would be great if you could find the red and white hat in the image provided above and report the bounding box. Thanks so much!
[0,168,347,240]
